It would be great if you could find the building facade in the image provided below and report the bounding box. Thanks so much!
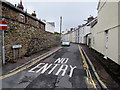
[62,0,120,65]
[78,25,91,44]
[90,0,120,65]
[1,0,45,30]
[62,28,76,43]
[43,21,55,33]
[62,16,94,45]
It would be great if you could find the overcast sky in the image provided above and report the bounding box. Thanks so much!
[7,0,99,33]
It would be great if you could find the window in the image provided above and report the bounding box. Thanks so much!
[105,31,108,42]
[83,28,84,34]
[19,14,25,23]
[25,16,27,23]
[93,37,95,45]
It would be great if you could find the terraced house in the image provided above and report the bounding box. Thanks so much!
[90,0,120,65]
[62,0,120,65]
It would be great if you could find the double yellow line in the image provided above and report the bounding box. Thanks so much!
[0,47,62,80]
[78,45,97,89]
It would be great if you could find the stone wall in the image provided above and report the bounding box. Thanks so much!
[4,18,60,62]
[0,1,60,62]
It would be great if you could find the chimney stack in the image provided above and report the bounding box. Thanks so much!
[17,0,24,10]
[31,11,36,17]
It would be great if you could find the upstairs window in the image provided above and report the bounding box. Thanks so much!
[19,14,25,23]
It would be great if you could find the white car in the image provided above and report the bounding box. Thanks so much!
[62,40,70,46]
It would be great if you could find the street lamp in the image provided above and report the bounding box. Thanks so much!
[60,16,62,36]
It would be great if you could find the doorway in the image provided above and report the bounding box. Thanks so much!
[104,30,109,59]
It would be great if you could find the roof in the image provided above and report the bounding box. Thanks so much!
[0,0,45,25]
[84,17,97,28]
[90,17,98,28]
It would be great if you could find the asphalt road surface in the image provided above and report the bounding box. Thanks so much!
[2,44,96,89]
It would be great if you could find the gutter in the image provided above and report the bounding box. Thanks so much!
[80,46,107,89]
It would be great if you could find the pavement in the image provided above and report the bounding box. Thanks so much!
[1,44,116,89]
[1,46,61,76]
[80,44,120,89]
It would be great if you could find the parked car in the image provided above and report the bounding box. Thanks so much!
[61,40,70,46]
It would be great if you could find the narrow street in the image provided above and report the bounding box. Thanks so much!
[2,44,97,89]
[1,0,120,89]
